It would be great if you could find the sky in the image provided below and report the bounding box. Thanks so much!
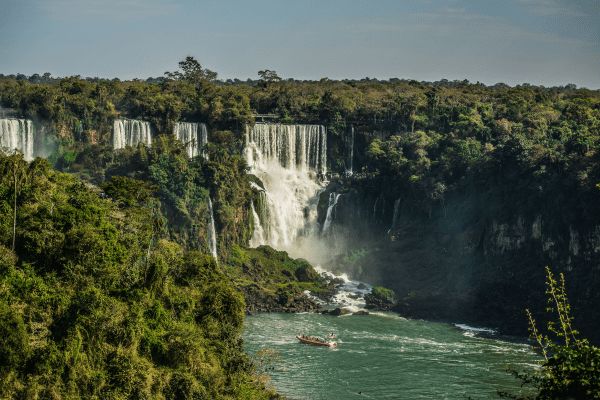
[0,0,599,88]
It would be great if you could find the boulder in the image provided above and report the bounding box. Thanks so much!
[326,307,352,316]
[365,286,397,311]
[295,262,319,282]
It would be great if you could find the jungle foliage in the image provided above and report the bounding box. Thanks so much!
[0,153,277,399]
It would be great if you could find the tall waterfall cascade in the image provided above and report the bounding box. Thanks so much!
[207,197,218,261]
[113,119,152,149]
[245,123,327,175]
[245,123,327,257]
[0,119,34,161]
[173,122,208,158]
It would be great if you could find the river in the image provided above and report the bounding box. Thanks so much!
[243,312,539,399]
[242,123,541,399]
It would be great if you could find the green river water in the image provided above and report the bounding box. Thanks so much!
[243,312,540,400]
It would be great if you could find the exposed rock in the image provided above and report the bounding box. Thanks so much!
[330,277,345,286]
[353,310,369,315]
[324,307,352,316]
[241,284,321,313]
[295,262,319,282]
[365,286,397,311]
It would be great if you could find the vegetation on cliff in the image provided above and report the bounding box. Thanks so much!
[0,153,279,399]
[224,245,332,313]
[365,286,397,311]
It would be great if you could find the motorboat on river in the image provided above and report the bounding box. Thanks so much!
[296,335,337,347]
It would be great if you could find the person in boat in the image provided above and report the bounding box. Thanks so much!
[328,332,336,339]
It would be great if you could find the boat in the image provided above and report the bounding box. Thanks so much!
[296,335,337,347]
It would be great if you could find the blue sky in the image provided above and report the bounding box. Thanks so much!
[1,0,599,87]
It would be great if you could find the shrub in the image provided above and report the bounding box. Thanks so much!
[501,267,600,399]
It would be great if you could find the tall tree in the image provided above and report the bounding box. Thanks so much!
[164,56,218,82]
[257,69,281,88]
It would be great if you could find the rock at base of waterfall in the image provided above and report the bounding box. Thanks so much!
[323,307,352,316]
[365,286,397,311]
[295,263,320,282]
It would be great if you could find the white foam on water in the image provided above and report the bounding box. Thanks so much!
[454,323,497,336]
[313,265,372,311]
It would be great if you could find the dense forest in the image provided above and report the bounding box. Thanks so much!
[0,153,277,398]
[1,57,600,397]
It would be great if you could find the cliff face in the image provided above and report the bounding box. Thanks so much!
[322,182,600,342]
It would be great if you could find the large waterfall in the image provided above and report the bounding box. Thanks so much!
[246,123,327,175]
[113,119,152,149]
[173,122,208,158]
[245,123,327,258]
[0,119,34,161]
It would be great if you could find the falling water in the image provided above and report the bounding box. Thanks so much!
[207,197,218,261]
[322,192,341,234]
[245,123,327,256]
[173,122,208,158]
[245,123,327,175]
[0,119,34,161]
[113,119,152,149]
[387,198,402,235]
[345,125,354,177]
[249,201,266,247]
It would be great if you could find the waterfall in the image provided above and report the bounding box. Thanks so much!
[173,122,208,158]
[346,125,354,177]
[387,198,401,235]
[322,192,342,234]
[0,119,34,161]
[245,123,327,175]
[207,197,218,261]
[113,119,152,149]
[245,123,327,256]
[249,201,266,247]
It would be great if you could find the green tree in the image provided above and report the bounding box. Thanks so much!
[258,69,282,88]
[165,56,218,82]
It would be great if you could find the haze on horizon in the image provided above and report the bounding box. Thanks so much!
[0,0,599,88]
